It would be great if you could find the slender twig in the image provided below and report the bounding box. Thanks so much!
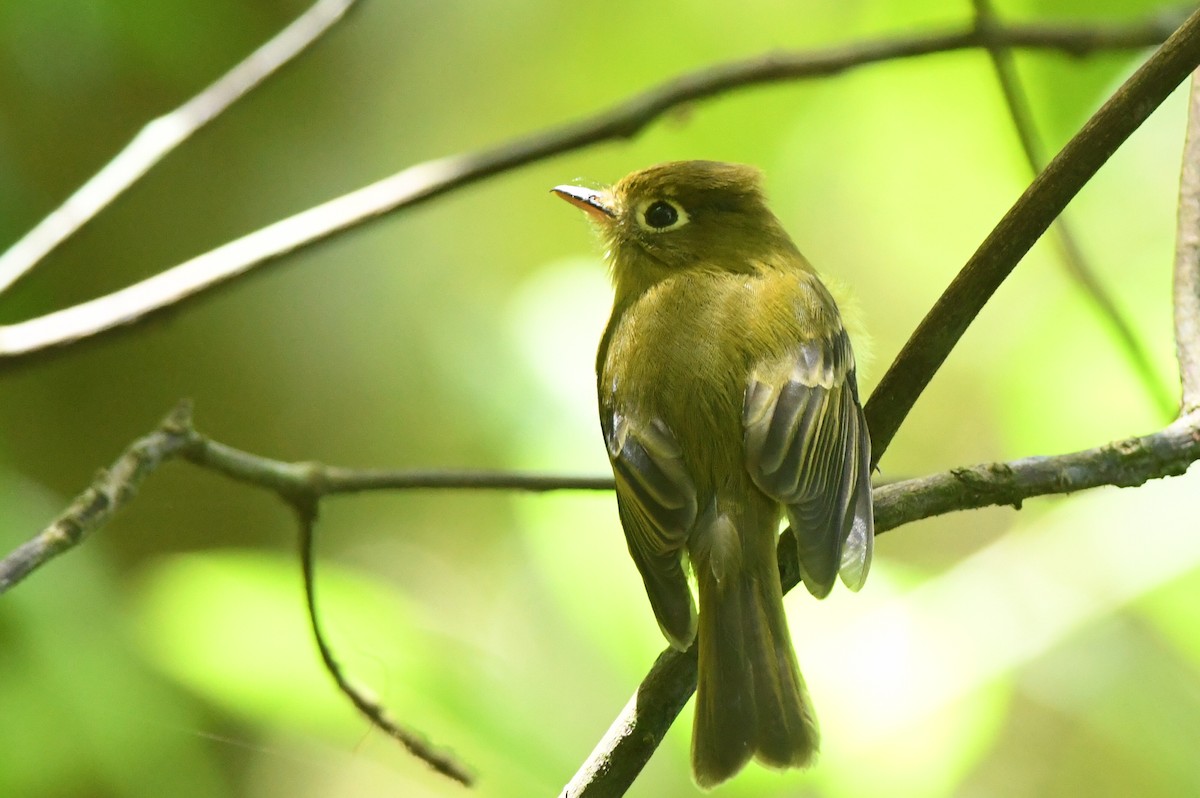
[1176,69,1200,412]
[0,401,606,780]
[865,6,1200,463]
[186,435,615,495]
[0,403,614,596]
[0,0,360,297]
[0,14,1182,363]
[0,402,195,593]
[869,413,1200,527]
[972,0,1176,420]
[293,498,474,786]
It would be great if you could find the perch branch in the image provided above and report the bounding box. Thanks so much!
[0,401,613,596]
[0,405,614,597]
[972,0,1175,419]
[0,12,1181,364]
[0,0,361,296]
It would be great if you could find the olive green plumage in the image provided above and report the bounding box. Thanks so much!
[554,161,873,788]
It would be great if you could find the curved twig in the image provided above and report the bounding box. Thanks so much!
[0,400,608,780]
[294,498,474,786]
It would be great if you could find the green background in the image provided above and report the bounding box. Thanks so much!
[1,1,1198,796]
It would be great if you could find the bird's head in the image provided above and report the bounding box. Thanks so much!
[554,160,802,298]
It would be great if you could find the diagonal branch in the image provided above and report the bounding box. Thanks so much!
[972,0,1175,420]
[0,13,1181,364]
[0,0,361,297]
[864,5,1200,463]
[1176,69,1200,413]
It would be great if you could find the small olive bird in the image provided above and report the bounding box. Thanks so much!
[553,161,873,788]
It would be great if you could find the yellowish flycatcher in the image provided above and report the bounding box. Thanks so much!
[554,161,873,787]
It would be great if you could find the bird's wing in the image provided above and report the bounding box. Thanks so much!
[603,410,699,650]
[743,327,874,598]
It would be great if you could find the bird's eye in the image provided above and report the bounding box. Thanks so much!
[636,199,689,233]
[644,201,678,228]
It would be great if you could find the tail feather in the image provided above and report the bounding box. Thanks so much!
[691,506,818,788]
[749,571,817,768]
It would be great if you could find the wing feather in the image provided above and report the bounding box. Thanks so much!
[605,411,699,648]
[744,329,873,598]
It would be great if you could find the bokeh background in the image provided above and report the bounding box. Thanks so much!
[2,1,1198,796]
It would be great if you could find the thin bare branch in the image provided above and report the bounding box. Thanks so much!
[865,6,1200,463]
[871,413,1200,526]
[0,0,360,296]
[186,435,615,495]
[0,401,607,780]
[294,498,474,786]
[561,410,1200,796]
[0,402,194,594]
[1176,69,1200,412]
[0,404,613,595]
[0,13,1181,364]
[973,0,1176,420]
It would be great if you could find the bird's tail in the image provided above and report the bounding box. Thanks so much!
[691,505,818,788]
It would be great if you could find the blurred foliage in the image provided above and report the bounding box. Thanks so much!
[1,0,1198,796]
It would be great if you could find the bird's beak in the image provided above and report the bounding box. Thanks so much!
[552,184,616,222]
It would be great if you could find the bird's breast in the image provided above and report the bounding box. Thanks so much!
[598,272,783,489]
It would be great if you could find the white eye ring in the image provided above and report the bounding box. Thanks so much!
[635,198,689,233]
